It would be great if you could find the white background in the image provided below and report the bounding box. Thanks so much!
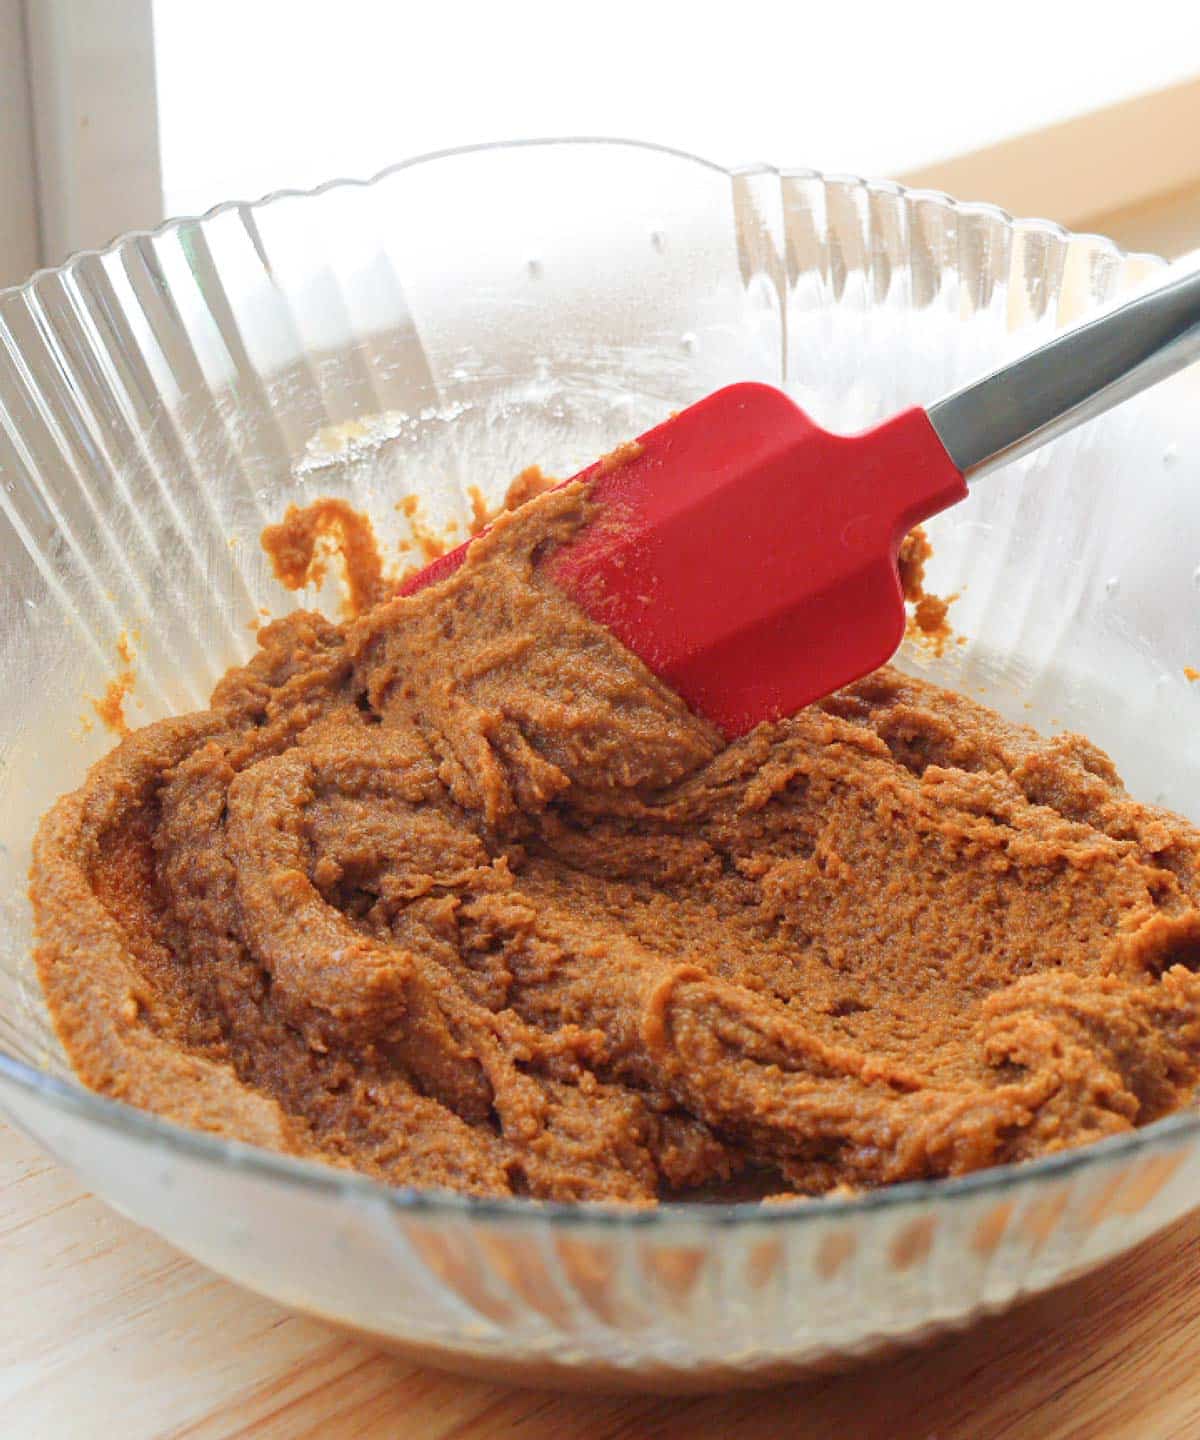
[153,0,1200,216]
[3,0,1200,286]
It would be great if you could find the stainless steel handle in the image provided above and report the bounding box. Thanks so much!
[927,264,1200,482]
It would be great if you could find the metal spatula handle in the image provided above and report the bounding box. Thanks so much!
[928,264,1200,482]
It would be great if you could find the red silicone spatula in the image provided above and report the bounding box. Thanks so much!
[405,266,1200,736]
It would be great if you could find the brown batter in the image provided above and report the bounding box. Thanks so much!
[30,482,1200,1203]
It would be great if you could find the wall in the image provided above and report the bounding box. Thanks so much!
[0,0,39,287]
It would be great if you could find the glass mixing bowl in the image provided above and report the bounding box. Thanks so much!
[2,139,1199,1392]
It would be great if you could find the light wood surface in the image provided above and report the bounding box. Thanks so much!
[3,1116,1199,1439]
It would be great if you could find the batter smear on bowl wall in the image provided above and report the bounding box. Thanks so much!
[29,478,1200,1203]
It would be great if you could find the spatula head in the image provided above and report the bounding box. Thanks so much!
[407,384,967,734]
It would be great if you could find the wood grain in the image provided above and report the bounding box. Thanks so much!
[2,1117,1199,1439]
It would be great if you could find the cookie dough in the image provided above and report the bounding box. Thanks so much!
[30,482,1200,1202]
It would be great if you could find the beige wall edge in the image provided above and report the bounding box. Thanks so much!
[898,74,1200,239]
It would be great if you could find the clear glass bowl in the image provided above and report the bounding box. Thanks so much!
[2,139,1199,1393]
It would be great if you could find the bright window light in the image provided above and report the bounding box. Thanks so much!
[153,0,1200,217]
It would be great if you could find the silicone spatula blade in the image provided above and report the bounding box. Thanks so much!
[405,384,964,735]
[403,263,1200,735]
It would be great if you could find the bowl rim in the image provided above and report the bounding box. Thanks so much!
[0,133,1164,305]
[0,134,1190,1234]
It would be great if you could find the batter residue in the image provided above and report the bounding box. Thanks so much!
[30,482,1200,1202]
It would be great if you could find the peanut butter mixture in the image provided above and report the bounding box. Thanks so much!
[30,482,1200,1202]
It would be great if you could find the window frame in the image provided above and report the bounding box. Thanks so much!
[16,0,161,277]
[0,0,39,287]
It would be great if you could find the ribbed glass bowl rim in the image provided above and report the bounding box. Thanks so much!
[1,135,1193,1233]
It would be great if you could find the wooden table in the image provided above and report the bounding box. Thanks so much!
[3,1117,1199,1439]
